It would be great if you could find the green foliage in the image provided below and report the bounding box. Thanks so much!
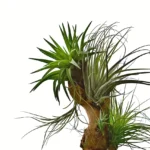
[98,88,150,149]
[20,102,84,149]
[28,22,150,149]
[83,23,150,104]
[30,22,94,103]
[97,112,108,135]
[31,22,150,105]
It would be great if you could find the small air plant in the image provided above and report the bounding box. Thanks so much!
[98,112,108,135]
[98,86,150,150]
[22,22,150,150]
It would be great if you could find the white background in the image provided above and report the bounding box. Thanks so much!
[0,0,150,150]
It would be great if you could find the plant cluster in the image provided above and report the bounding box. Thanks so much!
[98,87,150,149]
[24,22,150,149]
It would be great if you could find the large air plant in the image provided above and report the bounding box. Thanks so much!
[24,22,150,150]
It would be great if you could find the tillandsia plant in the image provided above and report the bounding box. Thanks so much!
[24,22,150,150]
[98,86,150,150]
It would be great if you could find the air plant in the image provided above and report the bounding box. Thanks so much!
[23,22,150,150]
[83,23,150,104]
[30,22,94,103]
[98,86,150,150]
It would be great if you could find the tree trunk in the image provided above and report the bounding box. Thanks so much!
[68,83,117,150]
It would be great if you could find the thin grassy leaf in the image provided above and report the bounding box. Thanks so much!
[20,104,79,148]
[49,36,69,58]
[37,47,61,60]
[109,52,150,78]
[80,21,92,51]
[62,80,71,101]
[30,70,60,92]
[109,48,150,75]
[66,68,74,85]
[59,23,71,51]
[114,71,150,80]
[31,65,50,74]
[29,58,52,63]
[67,22,73,42]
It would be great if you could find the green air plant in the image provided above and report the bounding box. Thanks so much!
[98,86,150,150]
[24,22,150,150]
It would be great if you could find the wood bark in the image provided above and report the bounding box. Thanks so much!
[68,83,117,150]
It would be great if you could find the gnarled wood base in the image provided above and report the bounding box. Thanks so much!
[80,127,107,150]
[68,83,117,150]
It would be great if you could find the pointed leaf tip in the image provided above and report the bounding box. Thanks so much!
[70,59,81,69]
